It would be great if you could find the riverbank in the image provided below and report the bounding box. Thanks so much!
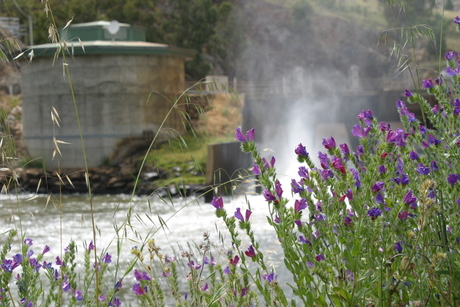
[0,166,208,197]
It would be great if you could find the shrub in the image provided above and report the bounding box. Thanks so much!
[220,47,460,306]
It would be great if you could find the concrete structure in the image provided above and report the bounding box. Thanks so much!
[21,21,194,168]
[206,142,251,195]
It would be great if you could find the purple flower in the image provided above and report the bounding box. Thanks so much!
[380,121,391,131]
[298,166,309,178]
[371,181,384,193]
[109,298,121,307]
[428,134,441,145]
[12,254,22,264]
[378,165,387,174]
[42,245,50,255]
[322,137,336,150]
[134,270,151,281]
[446,67,457,76]
[431,161,439,171]
[318,152,330,169]
[345,189,353,200]
[200,283,209,291]
[455,106,460,116]
[234,128,246,142]
[422,79,433,88]
[99,295,107,302]
[398,211,409,221]
[24,238,33,246]
[20,299,33,307]
[447,174,459,186]
[357,109,373,125]
[62,281,71,292]
[409,151,419,160]
[403,190,417,206]
[346,270,355,282]
[339,143,350,156]
[102,253,112,264]
[454,16,460,24]
[275,180,283,199]
[445,51,456,60]
[313,230,321,240]
[394,173,410,185]
[2,259,19,273]
[261,156,276,169]
[211,196,224,210]
[245,128,255,141]
[417,164,431,175]
[262,272,277,283]
[115,280,123,289]
[386,129,408,146]
[244,245,256,258]
[396,100,406,108]
[294,198,308,212]
[420,125,427,134]
[404,89,413,97]
[306,261,315,268]
[291,179,304,194]
[375,192,385,204]
[223,266,231,274]
[344,216,353,226]
[263,190,277,202]
[132,283,146,296]
[230,255,239,266]
[295,143,309,159]
[29,258,41,272]
[351,125,370,138]
[350,168,361,188]
[252,164,261,176]
[367,207,382,220]
[394,241,403,253]
[88,241,94,251]
[75,290,83,301]
[234,208,252,222]
[299,236,312,245]
[315,254,325,262]
[331,156,346,174]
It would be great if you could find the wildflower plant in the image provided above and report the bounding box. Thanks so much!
[223,47,460,306]
[0,233,126,306]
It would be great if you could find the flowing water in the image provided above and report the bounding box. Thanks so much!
[0,191,292,305]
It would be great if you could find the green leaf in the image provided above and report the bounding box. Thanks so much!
[333,286,351,302]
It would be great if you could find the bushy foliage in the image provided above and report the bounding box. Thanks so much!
[225,48,460,305]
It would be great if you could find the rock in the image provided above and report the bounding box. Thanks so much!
[143,171,159,181]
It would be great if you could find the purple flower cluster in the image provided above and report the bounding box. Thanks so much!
[0,238,122,306]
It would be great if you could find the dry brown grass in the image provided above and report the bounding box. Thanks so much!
[194,92,244,139]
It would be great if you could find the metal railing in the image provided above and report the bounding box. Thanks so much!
[185,75,414,96]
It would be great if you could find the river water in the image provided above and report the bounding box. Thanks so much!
[0,191,291,305]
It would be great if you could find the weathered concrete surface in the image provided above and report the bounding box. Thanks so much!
[206,142,251,194]
[21,53,186,168]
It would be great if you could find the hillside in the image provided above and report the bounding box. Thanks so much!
[212,0,455,82]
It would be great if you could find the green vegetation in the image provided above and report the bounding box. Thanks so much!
[143,135,233,186]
